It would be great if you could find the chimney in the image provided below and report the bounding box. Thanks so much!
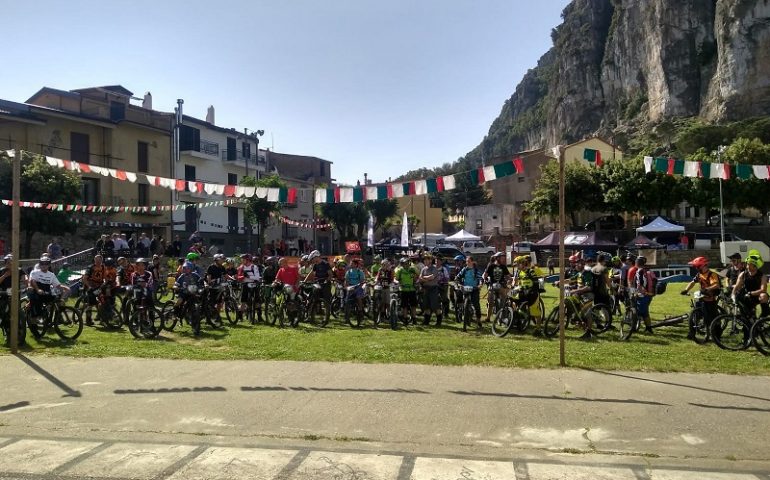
[206,105,215,124]
[142,92,152,109]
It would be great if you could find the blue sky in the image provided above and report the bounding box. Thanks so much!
[1,0,568,185]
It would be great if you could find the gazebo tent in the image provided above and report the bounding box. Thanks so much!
[624,234,665,249]
[533,231,617,250]
[636,216,684,233]
[445,229,481,242]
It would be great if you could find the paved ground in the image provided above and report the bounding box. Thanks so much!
[0,355,769,479]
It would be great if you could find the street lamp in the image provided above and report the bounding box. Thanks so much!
[246,129,264,253]
[717,145,726,244]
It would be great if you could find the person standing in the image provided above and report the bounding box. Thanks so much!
[47,238,63,260]
[171,235,182,257]
[681,256,721,339]
[419,253,442,327]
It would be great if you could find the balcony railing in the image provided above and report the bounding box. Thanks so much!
[200,139,220,156]
[221,150,267,166]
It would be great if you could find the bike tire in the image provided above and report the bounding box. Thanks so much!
[588,304,612,334]
[101,302,123,330]
[190,306,202,336]
[54,306,83,341]
[619,307,637,341]
[543,307,560,338]
[689,308,710,344]
[205,304,224,329]
[160,302,179,331]
[462,300,475,332]
[127,308,143,339]
[389,301,398,330]
[750,317,770,356]
[491,306,514,338]
[711,313,751,351]
[224,298,239,326]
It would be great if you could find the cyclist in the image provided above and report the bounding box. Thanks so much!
[370,255,382,278]
[344,257,367,318]
[186,252,204,277]
[262,256,278,285]
[454,256,483,326]
[631,256,656,334]
[513,255,544,333]
[148,255,163,287]
[28,256,69,323]
[115,257,134,291]
[681,256,721,339]
[304,250,332,324]
[394,257,418,324]
[731,256,769,317]
[0,254,27,291]
[236,253,262,323]
[564,256,596,340]
[725,252,745,293]
[129,258,155,308]
[82,254,107,306]
[174,261,203,313]
[483,252,510,322]
[448,254,465,314]
[434,255,450,318]
[591,254,613,309]
[419,253,442,327]
[298,255,312,281]
[374,259,394,320]
[275,257,300,297]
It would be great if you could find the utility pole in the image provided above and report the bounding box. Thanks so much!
[10,149,21,353]
[557,146,566,367]
[717,145,726,244]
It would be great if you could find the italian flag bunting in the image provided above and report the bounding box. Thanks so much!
[278,188,288,203]
[482,166,496,182]
[667,158,684,175]
[353,187,364,202]
[700,162,712,179]
[377,185,389,200]
[654,157,669,173]
[494,160,517,178]
[426,177,443,194]
[513,156,524,174]
[736,164,753,180]
[469,168,483,186]
[583,148,602,167]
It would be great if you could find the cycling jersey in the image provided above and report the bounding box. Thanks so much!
[116,265,134,286]
[394,266,418,291]
[262,265,277,284]
[312,261,331,284]
[175,272,202,288]
[29,269,60,292]
[0,267,26,289]
[485,264,509,284]
[84,264,106,286]
[695,270,720,302]
[456,266,481,288]
[276,266,300,291]
[237,264,261,283]
[332,266,347,283]
[376,269,394,285]
[207,264,226,282]
[345,268,366,286]
[516,267,541,289]
[742,269,764,294]
[130,271,154,288]
[370,264,381,276]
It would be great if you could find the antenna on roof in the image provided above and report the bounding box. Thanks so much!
[271,133,274,151]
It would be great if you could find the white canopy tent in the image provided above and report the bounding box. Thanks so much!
[636,216,685,233]
[445,229,481,242]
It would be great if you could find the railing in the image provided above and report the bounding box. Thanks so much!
[221,150,267,166]
[19,247,96,274]
[200,139,219,156]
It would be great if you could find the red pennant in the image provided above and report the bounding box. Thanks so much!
[408,182,416,195]
[334,187,341,203]
[287,188,297,204]
[436,177,445,192]
[223,185,236,197]
[478,167,485,184]
[513,156,524,174]
[195,182,204,193]
[386,184,394,198]
[175,180,186,191]
[667,158,675,175]
[115,170,127,181]
[80,163,91,173]
[155,177,162,186]
[63,160,72,170]
[723,164,731,180]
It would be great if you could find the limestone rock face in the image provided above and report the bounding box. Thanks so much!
[467,0,770,164]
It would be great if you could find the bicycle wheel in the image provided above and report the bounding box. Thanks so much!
[750,317,770,356]
[491,305,514,338]
[462,299,476,332]
[619,307,638,341]
[711,313,751,351]
[100,302,123,330]
[127,308,144,339]
[206,304,224,329]
[81,304,98,327]
[160,302,179,331]
[587,304,612,334]
[543,307,561,338]
[189,305,202,336]
[389,300,399,330]
[54,306,83,341]
[224,298,239,326]
[689,307,710,344]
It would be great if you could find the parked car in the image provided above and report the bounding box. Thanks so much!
[462,241,496,256]
[513,241,533,253]
[584,215,625,231]
[431,245,465,259]
[707,212,762,226]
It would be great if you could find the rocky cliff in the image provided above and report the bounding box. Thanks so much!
[468,0,770,163]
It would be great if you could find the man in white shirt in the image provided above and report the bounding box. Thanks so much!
[28,256,69,319]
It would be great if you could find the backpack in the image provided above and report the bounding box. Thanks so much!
[642,269,661,296]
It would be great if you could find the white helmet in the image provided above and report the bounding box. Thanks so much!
[213,253,225,261]
[308,250,321,261]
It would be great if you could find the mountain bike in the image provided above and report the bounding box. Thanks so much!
[388,283,401,330]
[453,283,480,332]
[344,284,367,328]
[25,288,83,341]
[0,287,26,345]
[125,284,162,339]
[710,296,760,351]
[543,286,610,339]
[76,284,123,330]
[686,291,727,344]
[492,287,534,338]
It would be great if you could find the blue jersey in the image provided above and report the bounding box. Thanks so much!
[456,266,481,288]
[345,268,366,286]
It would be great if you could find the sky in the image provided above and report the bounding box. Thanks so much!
[1,0,568,185]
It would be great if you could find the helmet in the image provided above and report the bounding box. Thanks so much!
[104,258,116,267]
[135,258,148,265]
[308,250,321,261]
[3,254,12,262]
[453,254,465,262]
[62,262,70,268]
[374,254,382,261]
[746,257,760,267]
[186,252,200,261]
[400,257,409,265]
[300,255,308,262]
[623,254,636,262]
[611,256,621,264]
[39,256,51,264]
[688,256,708,269]
[568,254,580,263]
[381,259,390,267]
[241,253,252,261]
[183,261,194,270]
[492,252,504,258]
[214,253,225,261]
[636,255,647,265]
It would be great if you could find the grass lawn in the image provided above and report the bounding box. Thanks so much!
[3,282,769,374]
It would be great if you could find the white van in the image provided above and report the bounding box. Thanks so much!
[411,233,447,248]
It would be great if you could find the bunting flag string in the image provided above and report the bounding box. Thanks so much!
[642,155,770,180]
[276,215,331,230]
[0,198,240,213]
[39,154,297,203]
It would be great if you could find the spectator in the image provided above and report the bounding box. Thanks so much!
[298,237,305,255]
[547,256,556,276]
[95,234,107,255]
[159,237,167,256]
[47,237,63,260]
[115,234,129,254]
[150,235,159,255]
[188,231,203,245]
[171,235,182,257]
[137,233,150,257]
[680,233,689,250]
[103,234,115,256]
[56,262,76,285]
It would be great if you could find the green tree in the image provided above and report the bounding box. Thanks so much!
[316,202,368,252]
[526,160,604,228]
[0,152,81,257]
[240,174,288,249]
[364,199,398,235]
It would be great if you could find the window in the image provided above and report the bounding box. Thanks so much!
[110,101,125,121]
[180,125,200,151]
[70,132,90,164]
[319,162,326,177]
[138,184,149,206]
[228,173,237,186]
[228,207,239,230]
[241,142,250,159]
[184,204,198,232]
[184,164,196,192]
[226,137,236,161]
[82,177,99,205]
[517,176,525,183]
[138,141,149,173]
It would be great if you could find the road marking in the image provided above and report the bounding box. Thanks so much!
[411,457,518,479]
[63,442,197,479]
[167,447,298,480]
[290,451,403,480]
[649,470,763,480]
[526,463,637,479]
[0,439,101,474]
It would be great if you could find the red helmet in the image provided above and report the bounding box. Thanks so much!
[689,256,709,269]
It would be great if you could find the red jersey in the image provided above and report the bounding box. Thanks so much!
[276,266,300,292]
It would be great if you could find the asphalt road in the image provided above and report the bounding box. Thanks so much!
[0,355,769,479]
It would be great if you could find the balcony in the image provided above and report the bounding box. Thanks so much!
[221,150,267,170]
[180,139,220,160]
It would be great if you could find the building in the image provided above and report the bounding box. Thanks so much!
[464,204,517,238]
[267,151,334,254]
[396,195,443,238]
[561,137,624,164]
[171,107,267,253]
[0,85,174,238]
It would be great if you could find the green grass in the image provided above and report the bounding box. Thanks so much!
[3,283,769,374]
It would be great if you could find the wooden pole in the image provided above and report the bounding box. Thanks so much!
[10,149,21,353]
[558,146,566,367]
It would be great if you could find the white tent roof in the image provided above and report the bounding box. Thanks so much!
[445,229,481,241]
[636,216,685,233]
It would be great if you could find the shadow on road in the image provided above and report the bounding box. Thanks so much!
[0,401,30,412]
[14,354,81,397]
[449,390,669,406]
[114,386,226,394]
[581,368,770,403]
[241,385,430,394]
[689,402,770,413]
